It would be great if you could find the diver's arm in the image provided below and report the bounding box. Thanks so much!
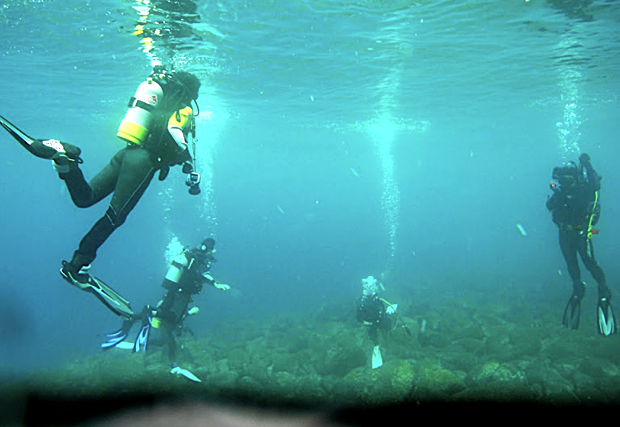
[356,300,367,323]
[168,126,188,152]
[213,282,230,291]
[165,107,196,173]
[168,125,193,170]
[202,272,230,291]
[168,108,200,193]
[167,107,193,152]
[546,181,563,211]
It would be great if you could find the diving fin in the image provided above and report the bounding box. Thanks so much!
[61,266,134,320]
[115,341,135,350]
[85,275,134,320]
[562,294,581,330]
[597,298,616,336]
[133,320,151,353]
[100,317,136,350]
[0,114,82,161]
[100,328,129,350]
[171,366,202,383]
[371,345,383,369]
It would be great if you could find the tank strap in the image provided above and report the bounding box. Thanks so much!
[128,96,157,112]
[171,260,186,270]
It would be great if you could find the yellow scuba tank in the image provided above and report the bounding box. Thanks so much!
[117,77,163,145]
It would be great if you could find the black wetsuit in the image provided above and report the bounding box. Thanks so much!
[356,294,393,345]
[546,163,610,300]
[61,102,194,270]
[148,248,215,364]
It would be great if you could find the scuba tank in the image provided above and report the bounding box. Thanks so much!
[117,77,164,145]
[153,252,191,328]
[164,252,191,287]
[154,251,201,328]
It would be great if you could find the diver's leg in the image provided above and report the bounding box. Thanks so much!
[560,230,583,291]
[368,326,379,346]
[560,230,584,329]
[578,236,609,299]
[165,328,177,367]
[106,146,158,223]
[57,148,125,208]
[61,146,157,281]
[63,208,120,280]
[578,236,616,335]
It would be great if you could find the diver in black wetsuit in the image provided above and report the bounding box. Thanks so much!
[357,294,393,342]
[57,67,202,317]
[546,153,615,335]
[101,238,230,379]
[356,276,396,369]
[0,66,202,319]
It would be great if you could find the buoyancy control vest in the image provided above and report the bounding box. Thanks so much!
[117,68,196,164]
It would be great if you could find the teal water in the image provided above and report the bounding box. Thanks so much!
[1,0,620,414]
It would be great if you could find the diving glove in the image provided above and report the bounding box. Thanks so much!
[597,298,616,336]
[182,161,193,174]
[214,282,230,291]
[386,303,398,315]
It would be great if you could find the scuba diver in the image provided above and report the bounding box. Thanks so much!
[101,238,230,382]
[356,275,402,369]
[0,66,202,319]
[546,153,615,336]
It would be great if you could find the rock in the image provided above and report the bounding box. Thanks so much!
[343,359,416,405]
[227,348,250,371]
[454,380,536,402]
[469,361,526,385]
[313,341,366,377]
[415,358,466,400]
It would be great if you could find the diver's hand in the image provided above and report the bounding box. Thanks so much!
[182,161,193,174]
[214,282,230,291]
[386,304,398,314]
[188,306,200,315]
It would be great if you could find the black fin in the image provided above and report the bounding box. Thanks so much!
[60,267,133,319]
[562,295,581,330]
[87,275,133,319]
[1,114,82,161]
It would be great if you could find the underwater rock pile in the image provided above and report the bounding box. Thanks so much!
[10,292,620,407]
